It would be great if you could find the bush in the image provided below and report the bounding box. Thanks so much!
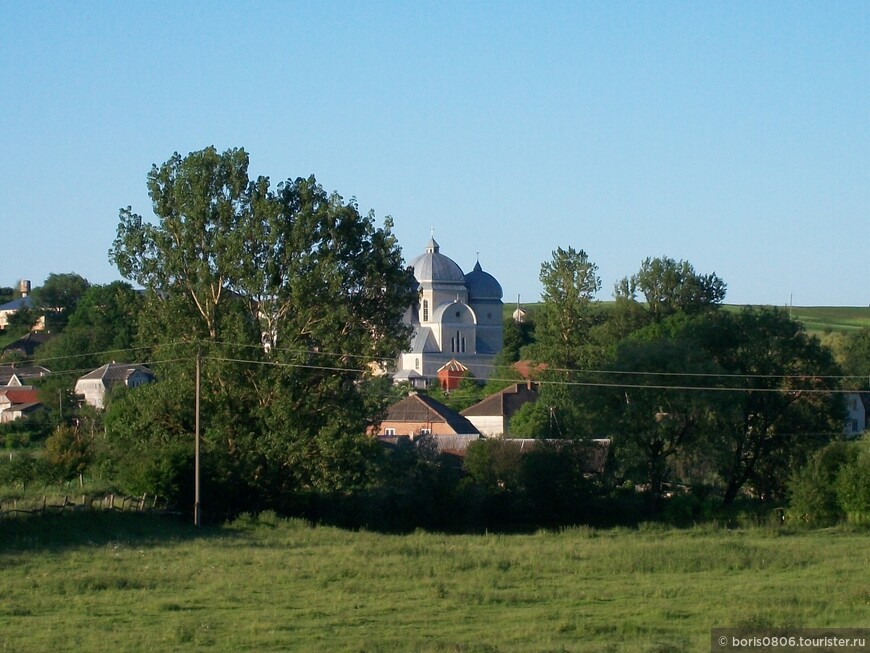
[836,446,870,525]
[787,441,857,525]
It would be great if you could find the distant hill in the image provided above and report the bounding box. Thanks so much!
[504,303,870,336]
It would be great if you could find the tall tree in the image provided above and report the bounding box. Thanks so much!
[614,256,726,324]
[534,246,602,368]
[34,281,143,371]
[32,272,91,330]
[691,308,843,504]
[109,146,416,507]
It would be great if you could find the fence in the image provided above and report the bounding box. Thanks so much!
[0,492,177,518]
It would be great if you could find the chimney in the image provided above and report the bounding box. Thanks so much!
[18,279,31,297]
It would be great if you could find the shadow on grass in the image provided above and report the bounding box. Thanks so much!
[0,511,235,553]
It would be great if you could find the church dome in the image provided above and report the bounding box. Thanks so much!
[409,237,465,284]
[465,261,503,301]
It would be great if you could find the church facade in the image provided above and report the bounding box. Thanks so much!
[394,238,503,386]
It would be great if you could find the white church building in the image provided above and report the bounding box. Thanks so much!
[394,237,503,386]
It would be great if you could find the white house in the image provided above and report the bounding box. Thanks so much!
[461,382,539,438]
[394,237,503,386]
[844,392,868,438]
[74,362,156,409]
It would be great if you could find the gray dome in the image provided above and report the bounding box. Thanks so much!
[409,237,465,284]
[465,261,503,300]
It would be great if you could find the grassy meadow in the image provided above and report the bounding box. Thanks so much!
[2,512,869,653]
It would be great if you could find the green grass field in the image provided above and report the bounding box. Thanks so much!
[504,303,870,336]
[2,512,869,653]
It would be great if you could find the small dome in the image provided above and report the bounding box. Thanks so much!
[465,261,503,301]
[409,237,465,284]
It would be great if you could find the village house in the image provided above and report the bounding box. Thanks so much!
[0,385,42,423]
[461,382,539,438]
[74,362,156,409]
[844,392,869,438]
[375,392,481,456]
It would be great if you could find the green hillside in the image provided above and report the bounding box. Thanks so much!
[505,303,870,335]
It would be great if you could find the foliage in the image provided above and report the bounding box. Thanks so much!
[840,326,870,381]
[107,146,416,512]
[615,256,726,318]
[43,425,94,483]
[425,372,486,412]
[34,281,143,371]
[691,307,844,504]
[835,444,870,524]
[31,272,91,330]
[787,441,858,525]
[533,246,602,368]
[597,325,722,504]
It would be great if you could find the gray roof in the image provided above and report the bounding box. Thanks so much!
[465,261,503,301]
[0,296,34,311]
[409,238,466,285]
[407,327,438,353]
[461,383,539,419]
[78,362,155,383]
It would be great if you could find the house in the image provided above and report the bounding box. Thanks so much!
[0,365,51,386]
[461,382,539,438]
[0,386,42,423]
[0,279,46,331]
[394,237,503,386]
[74,362,156,409]
[377,392,480,438]
[2,332,53,358]
[844,392,869,438]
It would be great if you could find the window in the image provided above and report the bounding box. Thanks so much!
[415,358,420,370]
[422,299,429,322]
[419,428,431,436]
[384,428,396,436]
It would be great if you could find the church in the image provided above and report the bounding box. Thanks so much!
[393,237,503,386]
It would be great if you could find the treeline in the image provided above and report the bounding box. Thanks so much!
[2,146,869,531]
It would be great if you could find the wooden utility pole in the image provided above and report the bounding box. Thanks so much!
[194,346,201,527]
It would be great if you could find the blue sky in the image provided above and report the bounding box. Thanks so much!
[1,2,867,306]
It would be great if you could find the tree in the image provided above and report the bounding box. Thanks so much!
[32,272,91,330]
[43,425,94,486]
[34,281,143,371]
[840,327,870,382]
[534,246,602,368]
[109,146,416,509]
[614,256,726,324]
[692,308,843,505]
[598,326,721,505]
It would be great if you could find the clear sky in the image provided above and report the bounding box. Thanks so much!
[1,2,867,306]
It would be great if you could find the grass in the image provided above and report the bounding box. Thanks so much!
[2,512,869,652]
[505,303,870,336]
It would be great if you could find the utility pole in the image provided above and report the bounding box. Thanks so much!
[194,346,201,527]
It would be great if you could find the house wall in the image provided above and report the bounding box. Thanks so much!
[75,379,107,409]
[845,394,866,438]
[378,420,471,438]
[465,415,505,438]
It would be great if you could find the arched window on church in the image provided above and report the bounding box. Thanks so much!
[422,299,429,322]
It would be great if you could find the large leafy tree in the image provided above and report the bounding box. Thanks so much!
[32,272,91,330]
[691,308,843,504]
[34,281,143,371]
[534,246,602,368]
[108,146,416,508]
[613,256,726,328]
[598,323,722,503]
